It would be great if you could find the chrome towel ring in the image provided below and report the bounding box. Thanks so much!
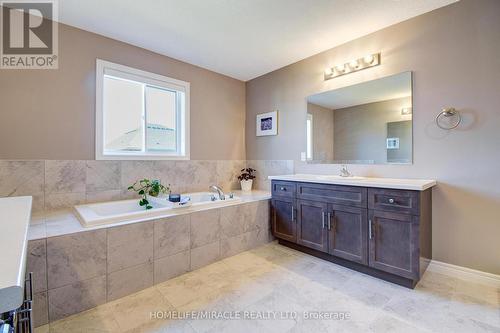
[436,107,461,130]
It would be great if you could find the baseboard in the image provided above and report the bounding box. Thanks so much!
[426,259,500,288]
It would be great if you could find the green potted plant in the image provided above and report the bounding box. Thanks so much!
[238,168,256,192]
[128,179,170,210]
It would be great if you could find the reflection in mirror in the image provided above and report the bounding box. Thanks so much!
[306,71,412,165]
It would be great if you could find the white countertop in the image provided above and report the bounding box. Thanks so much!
[0,196,32,313]
[268,174,436,191]
[28,190,271,241]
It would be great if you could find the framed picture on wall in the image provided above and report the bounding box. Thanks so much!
[256,111,278,136]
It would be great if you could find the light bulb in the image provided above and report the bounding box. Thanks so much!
[363,54,374,64]
[324,67,333,76]
[349,60,359,69]
[335,65,345,73]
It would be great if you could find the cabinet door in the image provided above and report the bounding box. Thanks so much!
[328,204,368,264]
[368,210,419,279]
[296,199,328,252]
[271,198,296,242]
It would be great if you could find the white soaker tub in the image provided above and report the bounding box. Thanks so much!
[74,192,241,227]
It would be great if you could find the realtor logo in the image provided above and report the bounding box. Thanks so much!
[1,0,58,69]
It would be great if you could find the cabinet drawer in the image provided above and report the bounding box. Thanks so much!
[297,182,367,208]
[271,181,296,198]
[368,188,419,215]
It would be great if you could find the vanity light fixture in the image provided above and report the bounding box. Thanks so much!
[324,52,380,80]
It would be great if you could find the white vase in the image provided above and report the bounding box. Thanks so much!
[240,179,253,192]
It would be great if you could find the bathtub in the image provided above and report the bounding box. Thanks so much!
[74,192,241,227]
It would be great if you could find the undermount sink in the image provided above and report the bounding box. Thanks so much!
[316,175,366,181]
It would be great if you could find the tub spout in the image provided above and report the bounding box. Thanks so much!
[209,185,225,200]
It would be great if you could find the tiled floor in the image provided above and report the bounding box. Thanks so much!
[36,242,500,333]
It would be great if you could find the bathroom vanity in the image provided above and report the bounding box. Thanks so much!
[269,174,436,288]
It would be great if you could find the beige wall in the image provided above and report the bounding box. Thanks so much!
[246,0,500,274]
[0,22,246,160]
[333,97,412,164]
[307,103,334,162]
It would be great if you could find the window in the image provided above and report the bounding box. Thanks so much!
[96,59,190,160]
[306,113,313,160]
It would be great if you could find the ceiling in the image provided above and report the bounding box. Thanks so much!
[58,0,458,81]
[307,71,412,109]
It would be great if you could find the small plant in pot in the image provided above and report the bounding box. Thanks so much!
[238,168,256,192]
[128,179,170,210]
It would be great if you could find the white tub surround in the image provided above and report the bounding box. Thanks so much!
[75,192,243,227]
[268,174,436,191]
[28,190,271,241]
[0,196,32,313]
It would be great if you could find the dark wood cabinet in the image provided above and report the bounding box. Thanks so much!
[297,183,367,208]
[368,188,420,215]
[271,180,432,288]
[272,181,296,198]
[328,204,368,265]
[368,210,419,279]
[271,197,296,242]
[296,199,328,252]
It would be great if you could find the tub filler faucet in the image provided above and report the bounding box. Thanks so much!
[209,185,225,200]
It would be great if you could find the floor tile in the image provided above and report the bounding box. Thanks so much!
[39,243,500,333]
[49,304,119,333]
[34,325,49,333]
[108,287,175,332]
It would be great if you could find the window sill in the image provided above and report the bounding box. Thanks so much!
[96,154,190,161]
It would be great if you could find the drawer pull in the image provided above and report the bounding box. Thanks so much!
[280,187,286,191]
[388,198,395,204]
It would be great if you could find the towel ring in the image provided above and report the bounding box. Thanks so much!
[436,107,461,130]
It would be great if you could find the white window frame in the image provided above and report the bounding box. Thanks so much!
[95,59,190,160]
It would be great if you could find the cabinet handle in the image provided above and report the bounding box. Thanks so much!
[369,219,373,239]
[280,187,286,191]
[291,206,295,221]
[322,212,326,229]
[327,212,332,230]
[388,198,395,204]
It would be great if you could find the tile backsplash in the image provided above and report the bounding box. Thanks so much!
[0,160,293,213]
[247,160,294,191]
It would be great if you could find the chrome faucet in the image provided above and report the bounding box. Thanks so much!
[339,164,352,177]
[209,185,225,200]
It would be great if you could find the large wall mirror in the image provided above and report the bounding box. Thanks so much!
[306,71,413,165]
